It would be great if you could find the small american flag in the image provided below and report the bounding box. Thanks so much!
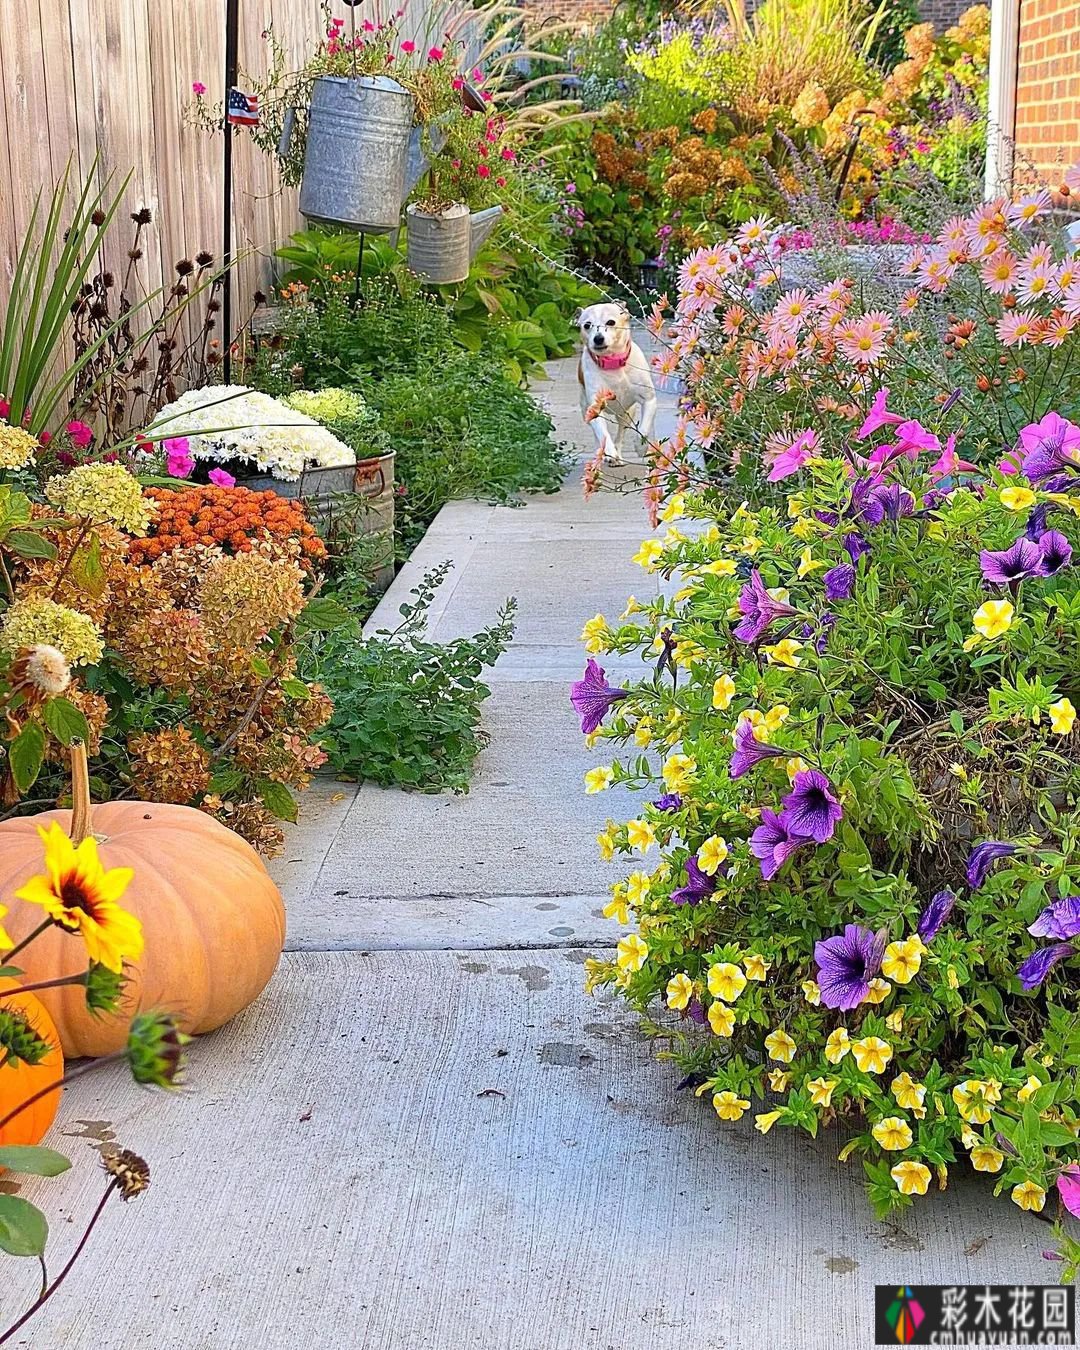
[227,88,259,127]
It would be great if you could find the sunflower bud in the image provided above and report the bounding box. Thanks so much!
[85,962,127,1016]
[102,1148,151,1201]
[125,1011,190,1087]
[0,1006,53,1066]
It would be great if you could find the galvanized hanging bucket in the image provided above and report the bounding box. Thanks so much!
[299,76,414,232]
[405,203,503,285]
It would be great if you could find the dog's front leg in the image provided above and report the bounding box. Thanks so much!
[638,394,658,446]
[594,413,624,466]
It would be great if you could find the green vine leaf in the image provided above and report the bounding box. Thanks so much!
[0,1194,48,1257]
[0,1145,72,1177]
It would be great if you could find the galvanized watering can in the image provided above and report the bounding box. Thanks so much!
[405,204,504,284]
[297,75,414,232]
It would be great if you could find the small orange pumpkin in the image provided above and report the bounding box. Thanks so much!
[0,979,64,1148]
[0,744,286,1058]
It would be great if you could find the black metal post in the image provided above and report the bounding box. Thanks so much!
[222,0,240,384]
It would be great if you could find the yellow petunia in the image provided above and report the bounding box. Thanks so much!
[660,493,686,522]
[1011,1180,1046,1212]
[999,486,1036,512]
[625,872,651,905]
[743,953,771,982]
[882,939,922,985]
[584,765,614,794]
[1050,697,1077,735]
[713,1090,750,1121]
[697,836,729,875]
[972,599,1014,641]
[764,705,790,733]
[952,1080,996,1125]
[768,1069,790,1092]
[970,1145,1004,1173]
[580,613,611,654]
[763,639,802,668]
[712,674,737,710]
[596,830,615,862]
[666,973,694,1010]
[602,893,629,925]
[797,547,825,578]
[662,753,697,793]
[852,1036,893,1075]
[615,933,649,972]
[632,539,665,570]
[755,1110,783,1135]
[825,1028,851,1064]
[807,1077,838,1107]
[708,1002,736,1037]
[626,819,656,854]
[862,977,892,1005]
[15,823,141,974]
[891,1160,931,1196]
[702,558,737,577]
[891,1073,926,1113]
[765,1028,797,1063]
[872,1116,913,1151]
[1017,1074,1042,1103]
[707,962,747,1003]
[802,979,821,1005]
[786,756,808,782]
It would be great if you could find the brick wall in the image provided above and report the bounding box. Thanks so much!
[919,0,972,27]
[1013,0,1080,184]
[521,0,973,35]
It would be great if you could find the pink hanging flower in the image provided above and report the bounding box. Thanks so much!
[766,428,819,482]
[363,19,375,31]
[65,420,93,450]
[192,81,207,96]
[400,40,415,54]
[208,467,236,488]
[1058,1166,1080,1217]
[428,46,444,61]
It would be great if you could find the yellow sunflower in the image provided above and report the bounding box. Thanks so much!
[15,823,141,973]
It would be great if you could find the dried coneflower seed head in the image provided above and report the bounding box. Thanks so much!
[253,290,267,306]
[175,258,195,277]
[90,209,106,227]
[102,271,115,289]
[131,208,153,225]
[102,1148,151,1201]
[128,248,143,262]
[195,250,213,267]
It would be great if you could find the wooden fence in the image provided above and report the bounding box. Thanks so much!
[0,0,430,323]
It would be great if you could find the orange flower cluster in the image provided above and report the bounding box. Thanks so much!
[128,486,326,567]
[663,139,753,202]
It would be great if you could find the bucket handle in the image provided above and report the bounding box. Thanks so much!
[354,459,388,497]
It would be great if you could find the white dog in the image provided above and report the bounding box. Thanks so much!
[577,302,657,467]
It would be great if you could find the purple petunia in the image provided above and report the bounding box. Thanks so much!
[780,769,843,844]
[801,613,838,655]
[749,808,811,880]
[843,532,871,563]
[1018,411,1080,484]
[1028,896,1080,940]
[1017,941,1074,991]
[966,840,1017,890]
[651,792,683,812]
[1035,530,1072,577]
[814,924,888,1010]
[570,659,628,735]
[823,563,856,601]
[979,535,1043,586]
[917,888,957,942]
[671,855,718,906]
[868,482,916,523]
[733,569,797,644]
[1025,503,1052,541]
[729,718,787,779]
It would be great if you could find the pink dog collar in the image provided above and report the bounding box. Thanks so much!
[588,348,630,370]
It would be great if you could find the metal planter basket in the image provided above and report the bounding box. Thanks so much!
[405,203,503,285]
[299,76,414,233]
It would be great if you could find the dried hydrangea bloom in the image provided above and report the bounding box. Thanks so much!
[0,424,39,469]
[127,725,211,804]
[0,595,103,666]
[197,548,306,649]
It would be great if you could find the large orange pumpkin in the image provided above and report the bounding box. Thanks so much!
[0,979,64,1147]
[0,744,286,1057]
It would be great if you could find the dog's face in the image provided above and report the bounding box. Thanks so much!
[577,302,631,354]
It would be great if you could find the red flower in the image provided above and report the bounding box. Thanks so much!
[428,46,444,61]
[496,176,507,187]
[452,76,464,90]
[192,81,206,96]
[39,430,51,446]
[501,147,516,161]
[477,164,491,179]
[401,40,415,53]
[66,420,93,450]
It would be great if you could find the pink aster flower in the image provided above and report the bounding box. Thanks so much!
[1007,188,1053,225]
[996,309,1040,347]
[1064,161,1080,196]
[836,318,887,366]
[772,288,812,332]
[1016,263,1054,305]
[980,248,1017,295]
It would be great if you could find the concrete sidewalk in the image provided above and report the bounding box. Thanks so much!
[3,356,1052,1349]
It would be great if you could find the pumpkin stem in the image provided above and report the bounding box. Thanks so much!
[69,740,93,846]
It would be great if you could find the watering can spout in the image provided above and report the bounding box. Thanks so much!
[469,206,503,259]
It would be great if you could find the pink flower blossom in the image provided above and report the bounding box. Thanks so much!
[65,420,93,450]
[363,19,375,31]
[192,81,207,96]
[856,387,903,440]
[452,76,464,90]
[996,309,1040,347]
[400,40,415,54]
[428,46,444,61]
[980,248,1016,295]
[766,428,819,482]
[39,430,51,447]
[1007,189,1052,226]
[208,467,236,488]
[836,318,887,366]
[1058,1166,1080,1218]
[1064,161,1080,196]
[164,436,194,479]
[495,176,506,187]
[927,434,978,481]
[477,163,491,179]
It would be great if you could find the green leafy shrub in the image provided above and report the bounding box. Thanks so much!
[309,563,515,791]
